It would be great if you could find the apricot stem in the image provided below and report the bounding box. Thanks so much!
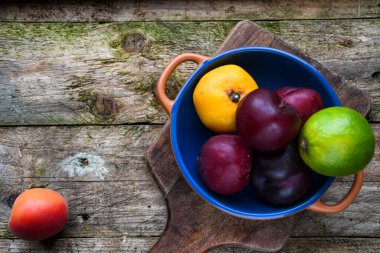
[228,91,241,103]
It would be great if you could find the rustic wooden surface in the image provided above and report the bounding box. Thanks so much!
[0,20,379,125]
[0,1,379,252]
[0,0,379,21]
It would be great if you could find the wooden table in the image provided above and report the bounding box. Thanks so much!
[0,1,379,252]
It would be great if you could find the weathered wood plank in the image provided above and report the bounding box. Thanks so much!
[1,181,377,239]
[0,237,379,253]
[212,238,380,253]
[0,20,378,125]
[293,182,380,237]
[0,125,168,237]
[0,125,162,181]
[0,22,233,125]
[0,0,378,22]
[0,237,157,253]
[0,125,379,240]
[0,123,378,183]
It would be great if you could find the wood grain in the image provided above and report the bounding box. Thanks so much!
[0,0,378,22]
[0,125,374,184]
[0,20,379,125]
[212,238,380,253]
[0,237,379,253]
[0,125,379,240]
[0,126,168,239]
[0,237,157,253]
[0,125,161,181]
[0,22,232,125]
[295,182,380,237]
[0,2,378,251]
[0,166,379,239]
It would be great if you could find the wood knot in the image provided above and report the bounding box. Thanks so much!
[77,213,91,223]
[78,158,89,167]
[29,183,49,189]
[80,213,90,221]
[225,6,236,13]
[123,32,146,53]
[7,194,19,208]
[338,38,354,48]
[60,152,109,180]
[93,96,118,119]
[371,71,380,80]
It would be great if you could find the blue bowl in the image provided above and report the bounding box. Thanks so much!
[162,47,340,219]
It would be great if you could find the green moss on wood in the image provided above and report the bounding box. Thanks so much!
[79,222,94,234]
[0,21,237,124]
[0,23,94,42]
[33,167,46,177]
[0,230,14,239]
[77,90,97,105]
[86,132,93,139]
[133,74,156,95]
[29,182,50,189]
[69,75,97,90]
[107,22,235,60]
[74,90,118,123]
[259,21,281,35]
[129,72,186,113]
[0,21,235,66]
[108,41,121,49]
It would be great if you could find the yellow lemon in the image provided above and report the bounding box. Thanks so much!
[193,64,258,133]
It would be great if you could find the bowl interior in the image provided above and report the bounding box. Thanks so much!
[171,48,339,219]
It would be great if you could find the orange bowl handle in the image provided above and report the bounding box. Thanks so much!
[306,170,364,214]
[157,53,209,115]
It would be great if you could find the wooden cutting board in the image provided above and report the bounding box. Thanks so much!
[146,20,371,253]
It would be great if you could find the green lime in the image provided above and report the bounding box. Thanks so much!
[298,107,375,176]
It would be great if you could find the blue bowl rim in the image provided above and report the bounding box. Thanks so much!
[170,46,338,219]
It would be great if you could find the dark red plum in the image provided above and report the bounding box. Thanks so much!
[276,86,324,124]
[236,89,302,151]
[251,142,312,206]
[199,135,252,195]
